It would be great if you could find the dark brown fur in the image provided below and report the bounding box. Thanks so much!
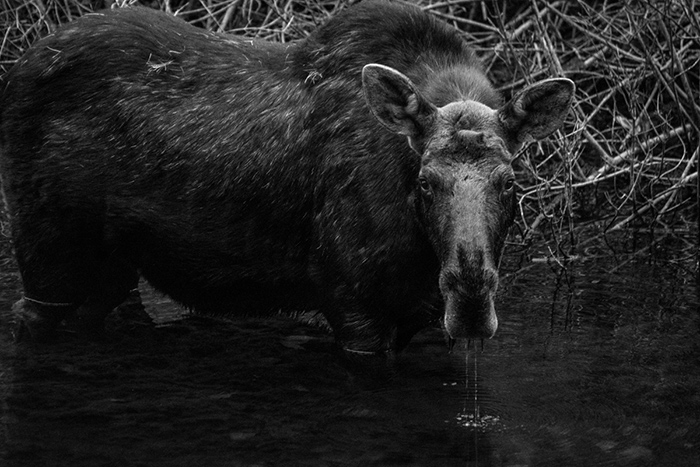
[0,0,574,353]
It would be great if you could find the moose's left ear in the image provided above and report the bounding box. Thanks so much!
[362,64,437,142]
[498,78,575,146]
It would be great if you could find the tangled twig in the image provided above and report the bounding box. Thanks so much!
[0,0,697,249]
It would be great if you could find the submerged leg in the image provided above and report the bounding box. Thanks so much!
[12,297,79,342]
[323,305,397,356]
[13,232,140,341]
[113,281,151,324]
[72,257,141,339]
[10,213,99,341]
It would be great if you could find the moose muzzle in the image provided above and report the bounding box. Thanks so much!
[440,247,499,340]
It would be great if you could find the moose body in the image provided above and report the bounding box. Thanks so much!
[0,0,574,353]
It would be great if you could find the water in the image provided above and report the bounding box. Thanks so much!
[0,229,698,466]
[461,230,699,466]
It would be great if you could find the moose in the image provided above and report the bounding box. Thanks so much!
[0,0,574,354]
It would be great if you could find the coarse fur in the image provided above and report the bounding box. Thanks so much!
[0,0,574,353]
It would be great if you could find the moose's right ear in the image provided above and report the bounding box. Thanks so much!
[362,64,437,142]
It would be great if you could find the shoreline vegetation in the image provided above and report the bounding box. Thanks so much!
[1,0,698,259]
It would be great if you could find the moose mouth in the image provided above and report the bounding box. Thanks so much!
[443,293,498,340]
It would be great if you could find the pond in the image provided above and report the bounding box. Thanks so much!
[0,227,698,466]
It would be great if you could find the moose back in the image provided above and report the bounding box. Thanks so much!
[0,0,574,354]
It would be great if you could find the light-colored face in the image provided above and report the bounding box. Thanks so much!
[416,101,517,339]
[418,100,516,259]
[362,63,575,340]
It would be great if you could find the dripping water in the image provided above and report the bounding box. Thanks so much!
[468,339,479,465]
[457,338,497,465]
[459,339,481,429]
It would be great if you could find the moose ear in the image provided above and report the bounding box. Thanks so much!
[498,78,575,146]
[362,64,437,141]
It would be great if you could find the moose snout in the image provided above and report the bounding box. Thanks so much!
[440,258,499,340]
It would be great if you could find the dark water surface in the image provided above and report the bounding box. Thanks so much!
[1,229,698,466]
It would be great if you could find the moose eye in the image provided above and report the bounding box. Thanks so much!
[503,178,515,192]
[418,176,432,195]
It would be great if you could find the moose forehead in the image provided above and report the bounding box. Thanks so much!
[425,100,511,166]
